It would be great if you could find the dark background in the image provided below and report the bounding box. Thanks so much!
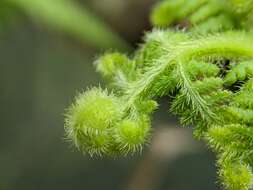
[0,0,220,189]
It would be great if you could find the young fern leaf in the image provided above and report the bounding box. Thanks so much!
[65,1,253,189]
[171,60,216,125]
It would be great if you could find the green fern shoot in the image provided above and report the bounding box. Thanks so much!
[64,1,253,189]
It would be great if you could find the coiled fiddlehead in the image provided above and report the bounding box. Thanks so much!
[64,1,253,190]
[65,87,153,156]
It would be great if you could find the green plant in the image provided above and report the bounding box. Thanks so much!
[65,0,253,189]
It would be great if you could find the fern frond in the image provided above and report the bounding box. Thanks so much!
[65,1,253,189]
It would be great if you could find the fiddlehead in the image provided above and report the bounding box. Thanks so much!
[64,1,253,189]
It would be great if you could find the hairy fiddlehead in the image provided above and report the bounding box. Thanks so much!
[64,1,253,190]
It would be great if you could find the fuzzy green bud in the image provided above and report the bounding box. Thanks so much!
[65,88,122,156]
[220,162,253,190]
[113,117,150,155]
[95,52,129,78]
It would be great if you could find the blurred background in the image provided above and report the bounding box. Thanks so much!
[0,0,221,189]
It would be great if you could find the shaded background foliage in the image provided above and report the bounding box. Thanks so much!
[0,0,219,189]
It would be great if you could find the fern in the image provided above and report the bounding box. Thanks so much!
[65,1,253,190]
[151,0,253,31]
